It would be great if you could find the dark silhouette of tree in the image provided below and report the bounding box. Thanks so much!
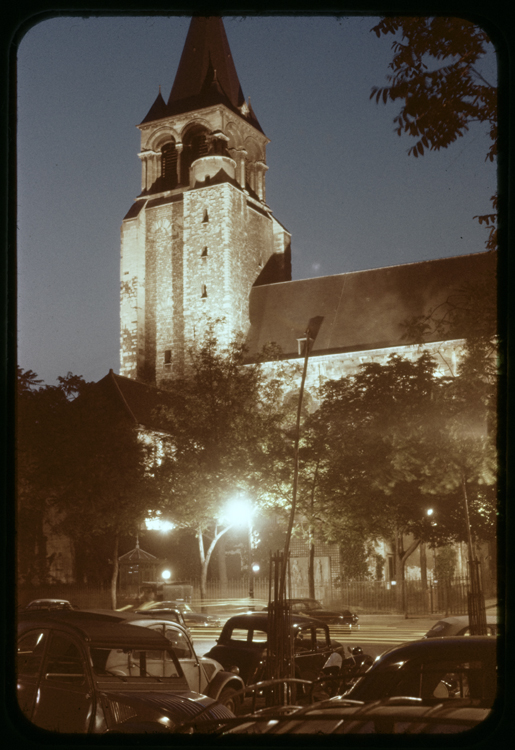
[371,16,497,249]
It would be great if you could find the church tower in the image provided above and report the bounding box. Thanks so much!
[120,17,292,386]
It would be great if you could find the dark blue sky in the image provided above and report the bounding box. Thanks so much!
[17,15,497,386]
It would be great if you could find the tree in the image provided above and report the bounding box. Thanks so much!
[371,16,497,249]
[16,368,89,585]
[53,385,160,608]
[302,351,497,606]
[152,330,293,599]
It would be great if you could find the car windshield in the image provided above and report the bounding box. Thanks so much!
[90,646,181,680]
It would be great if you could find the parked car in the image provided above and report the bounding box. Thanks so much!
[17,610,234,733]
[342,637,497,707]
[132,606,190,632]
[216,696,492,735]
[424,615,498,638]
[23,599,78,611]
[138,600,222,628]
[205,612,346,686]
[79,609,244,712]
[263,599,358,627]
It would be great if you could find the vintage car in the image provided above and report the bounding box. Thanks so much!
[16,610,234,733]
[424,615,499,638]
[216,696,493,735]
[138,600,222,628]
[204,612,345,686]
[133,605,190,631]
[263,598,358,627]
[343,637,498,707]
[81,609,244,711]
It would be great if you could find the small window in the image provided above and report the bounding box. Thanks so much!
[17,630,49,676]
[201,246,208,257]
[164,350,171,364]
[44,633,85,683]
[201,284,207,298]
[202,209,209,223]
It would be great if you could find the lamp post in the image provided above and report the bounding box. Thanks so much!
[460,471,487,636]
[224,497,256,606]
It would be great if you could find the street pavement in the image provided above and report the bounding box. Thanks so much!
[190,614,440,661]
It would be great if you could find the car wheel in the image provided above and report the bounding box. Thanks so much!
[219,687,239,714]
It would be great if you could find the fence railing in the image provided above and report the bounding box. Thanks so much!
[18,576,472,616]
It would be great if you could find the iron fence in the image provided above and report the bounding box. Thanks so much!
[18,575,472,615]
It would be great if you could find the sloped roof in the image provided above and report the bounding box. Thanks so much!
[118,543,157,563]
[245,251,496,360]
[140,17,264,133]
[90,370,176,433]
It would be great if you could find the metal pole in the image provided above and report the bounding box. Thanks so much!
[279,328,312,601]
[248,520,254,608]
[461,470,487,635]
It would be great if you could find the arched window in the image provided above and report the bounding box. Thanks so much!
[161,142,178,189]
[181,126,209,183]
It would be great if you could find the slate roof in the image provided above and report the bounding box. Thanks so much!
[90,370,176,433]
[140,17,264,134]
[245,251,496,360]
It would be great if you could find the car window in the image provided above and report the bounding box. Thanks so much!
[228,627,267,643]
[387,659,493,701]
[43,633,85,684]
[98,647,180,678]
[17,630,49,676]
[150,625,192,659]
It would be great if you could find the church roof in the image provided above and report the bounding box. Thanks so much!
[90,370,176,433]
[245,251,496,360]
[140,17,264,133]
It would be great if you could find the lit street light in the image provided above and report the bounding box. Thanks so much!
[224,496,257,607]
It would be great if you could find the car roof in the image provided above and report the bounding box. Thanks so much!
[377,636,497,664]
[222,611,327,630]
[75,608,191,636]
[432,615,498,626]
[18,610,175,649]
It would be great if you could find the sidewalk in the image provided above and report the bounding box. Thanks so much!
[356,598,498,631]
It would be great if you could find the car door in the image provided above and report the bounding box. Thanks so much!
[294,626,333,681]
[17,628,50,721]
[31,630,94,733]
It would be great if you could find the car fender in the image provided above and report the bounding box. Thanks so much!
[205,671,245,701]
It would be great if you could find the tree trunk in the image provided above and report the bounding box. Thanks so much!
[218,533,228,598]
[110,532,119,610]
[197,527,206,605]
[420,542,428,590]
[308,542,315,599]
[394,529,420,617]
[198,524,233,608]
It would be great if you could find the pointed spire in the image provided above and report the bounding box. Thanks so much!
[140,17,264,133]
[168,17,245,109]
[141,88,168,124]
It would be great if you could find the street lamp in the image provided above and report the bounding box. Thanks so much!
[145,511,175,532]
